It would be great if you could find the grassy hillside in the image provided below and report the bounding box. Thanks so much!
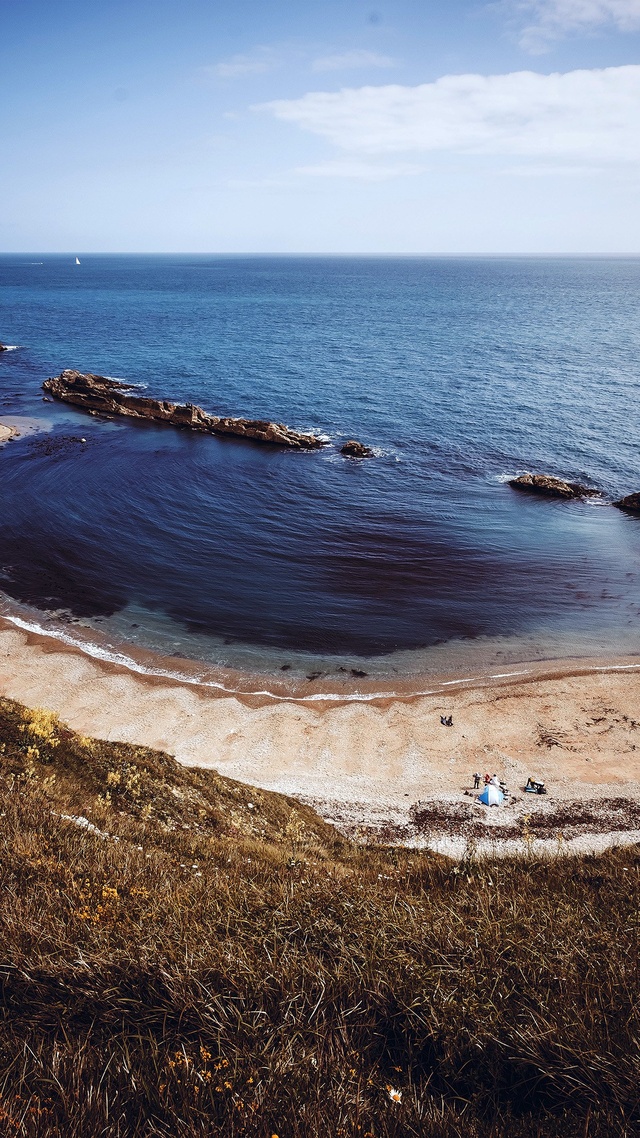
[0,695,638,1137]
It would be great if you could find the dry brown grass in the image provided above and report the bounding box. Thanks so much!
[0,695,638,1137]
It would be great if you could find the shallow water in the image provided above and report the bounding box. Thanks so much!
[1,254,640,678]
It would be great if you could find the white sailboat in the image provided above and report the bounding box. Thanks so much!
[75,257,81,265]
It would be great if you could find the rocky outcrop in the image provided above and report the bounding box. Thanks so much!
[0,343,8,352]
[508,473,598,500]
[43,371,326,450]
[341,439,374,458]
[613,492,640,513]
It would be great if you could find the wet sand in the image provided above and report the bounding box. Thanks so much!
[1,616,640,853]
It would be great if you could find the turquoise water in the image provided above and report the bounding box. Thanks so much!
[1,254,640,678]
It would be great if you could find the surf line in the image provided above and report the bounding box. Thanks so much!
[2,613,445,704]
[489,670,531,679]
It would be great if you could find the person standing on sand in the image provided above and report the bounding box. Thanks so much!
[473,772,481,789]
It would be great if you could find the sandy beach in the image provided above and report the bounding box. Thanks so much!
[1,614,640,853]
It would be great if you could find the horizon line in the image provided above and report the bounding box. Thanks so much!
[2,251,640,259]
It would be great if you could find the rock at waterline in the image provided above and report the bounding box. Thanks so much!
[43,370,327,451]
[341,439,374,458]
[508,473,599,500]
[0,342,8,352]
[613,492,640,513]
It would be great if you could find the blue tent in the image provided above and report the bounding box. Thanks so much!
[478,783,504,807]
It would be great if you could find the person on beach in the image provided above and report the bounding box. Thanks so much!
[473,772,481,789]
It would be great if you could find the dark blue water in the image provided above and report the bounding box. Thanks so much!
[1,254,640,679]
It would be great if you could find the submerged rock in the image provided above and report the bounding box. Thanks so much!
[613,492,640,513]
[508,473,598,500]
[43,370,327,451]
[341,439,374,458]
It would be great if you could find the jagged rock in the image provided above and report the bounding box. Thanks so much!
[613,492,640,513]
[341,439,374,458]
[508,473,598,500]
[42,371,327,450]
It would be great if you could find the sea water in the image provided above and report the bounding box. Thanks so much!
[1,254,640,680]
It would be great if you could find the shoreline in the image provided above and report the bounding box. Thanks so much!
[1,612,640,855]
[3,606,640,706]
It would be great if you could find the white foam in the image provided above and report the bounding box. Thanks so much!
[368,445,399,460]
[103,376,148,389]
[8,611,625,705]
[0,345,19,352]
[1,612,443,703]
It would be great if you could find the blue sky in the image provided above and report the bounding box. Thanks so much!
[1,0,640,252]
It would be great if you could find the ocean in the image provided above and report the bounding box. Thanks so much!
[1,253,640,683]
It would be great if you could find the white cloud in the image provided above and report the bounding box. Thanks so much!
[311,49,396,72]
[505,160,608,174]
[208,47,278,79]
[516,0,640,50]
[261,65,640,165]
[295,159,423,180]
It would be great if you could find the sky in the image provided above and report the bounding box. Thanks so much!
[1,0,640,252]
